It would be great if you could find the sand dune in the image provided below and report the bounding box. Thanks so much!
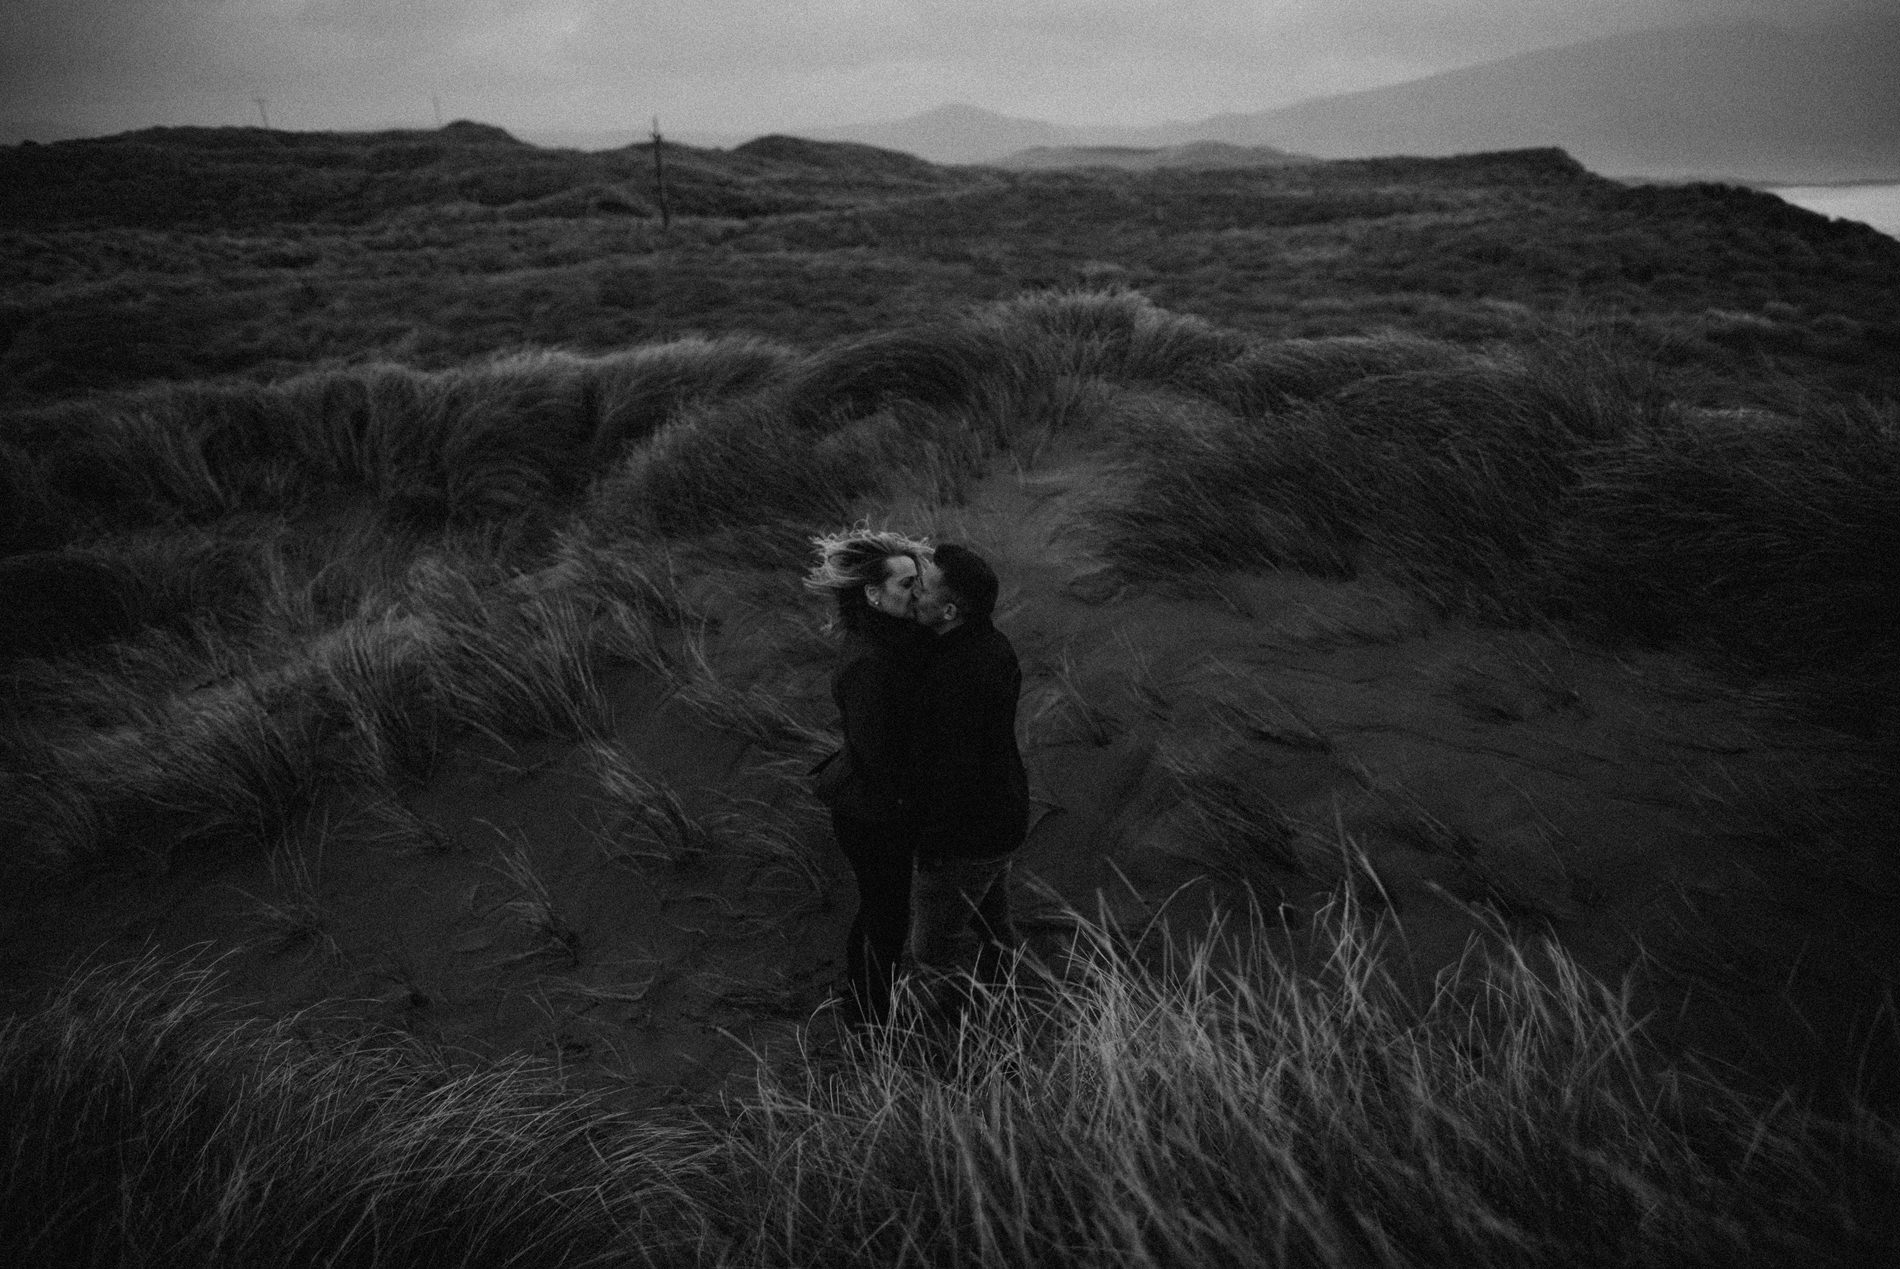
[6,431,1891,1110]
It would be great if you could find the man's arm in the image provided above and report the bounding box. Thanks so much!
[916,649,1012,848]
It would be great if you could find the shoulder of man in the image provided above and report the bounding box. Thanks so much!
[972,623,1021,673]
[929,625,1018,695]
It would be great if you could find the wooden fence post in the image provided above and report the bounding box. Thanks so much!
[651,117,671,230]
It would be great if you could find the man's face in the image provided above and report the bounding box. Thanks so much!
[866,554,919,619]
[912,562,955,631]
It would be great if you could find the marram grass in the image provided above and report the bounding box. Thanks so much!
[11,291,1896,712]
[5,291,1896,876]
[1,536,686,871]
[3,902,1891,1268]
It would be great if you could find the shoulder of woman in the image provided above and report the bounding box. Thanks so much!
[840,638,908,681]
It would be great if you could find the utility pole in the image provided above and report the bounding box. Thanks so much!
[252,96,271,130]
[651,116,671,230]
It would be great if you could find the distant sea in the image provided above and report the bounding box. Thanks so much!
[1770,183,1900,241]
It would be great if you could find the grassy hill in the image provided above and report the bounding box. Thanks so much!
[0,121,956,228]
[2,127,1898,1266]
[3,128,1896,410]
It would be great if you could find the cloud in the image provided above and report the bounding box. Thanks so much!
[3,0,1894,139]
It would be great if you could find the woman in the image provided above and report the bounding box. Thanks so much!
[803,527,932,1028]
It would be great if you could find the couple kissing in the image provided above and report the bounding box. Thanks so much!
[804,528,1031,1030]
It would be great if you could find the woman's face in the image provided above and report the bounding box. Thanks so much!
[864,554,919,619]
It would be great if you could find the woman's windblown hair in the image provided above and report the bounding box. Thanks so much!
[805,526,931,628]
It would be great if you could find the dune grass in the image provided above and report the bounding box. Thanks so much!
[317,621,451,788]
[21,131,1897,411]
[1,288,1894,1261]
[1022,641,1130,748]
[234,835,341,959]
[0,334,794,548]
[417,578,615,746]
[0,528,689,872]
[1542,398,1900,680]
[664,629,834,761]
[585,738,718,873]
[583,738,830,896]
[487,836,583,968]
[13,289,1894,714]
[711,899,1897,1268]
[3,902,1891,1268]
[0,956,701,1269]
[6,289,1895,877]
[1079,321,1900,708]
[6,144,1897,1263]
[4,683,331,870]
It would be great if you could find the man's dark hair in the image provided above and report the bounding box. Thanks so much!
[933,543,998,621]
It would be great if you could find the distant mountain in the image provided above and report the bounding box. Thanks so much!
[794,103,1116,166]
[997,141,1313,171]
[1234,17,1900,184]
[794,17,1900,184]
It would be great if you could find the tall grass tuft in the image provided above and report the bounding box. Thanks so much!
[3,910,1893,1266]
[713,793,832,901]
[0,957,700,1268]
[234,836,340,958]
[584,739,715,872]
[1545,398,1900,686]
[586,394,870,540]
[1022,641,1127,747]
[409,564,613,744]
[487,838,582,966]
[586,291,1237,548]
[1159,736,1315,881]
[1089,388,1363,580]
[774,323,1018,429]
[6,336,796,545]
[1083,326,1900,705]
[271,355,592,526]
[317,622,450,787]
[3,532,674,873]
[429,351,598,523]
[974,287,1250,392]
[666,629,833,761]
[1202,331,1469,417]
[13,684,329,869]
[585,335,799,466]
[699,898,1898,1267]
[1113,336,1650,606]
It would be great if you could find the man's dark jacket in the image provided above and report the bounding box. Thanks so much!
[820,607,930,824]
[914,616,1030,860]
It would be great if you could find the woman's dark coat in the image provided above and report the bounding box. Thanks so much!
[819,607,930,824]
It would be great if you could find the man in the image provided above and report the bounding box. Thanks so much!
[908,543,1031,1005]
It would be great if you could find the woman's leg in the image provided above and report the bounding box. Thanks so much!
[832,812,913,1026]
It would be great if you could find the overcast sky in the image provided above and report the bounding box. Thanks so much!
[0,0,1887,144]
